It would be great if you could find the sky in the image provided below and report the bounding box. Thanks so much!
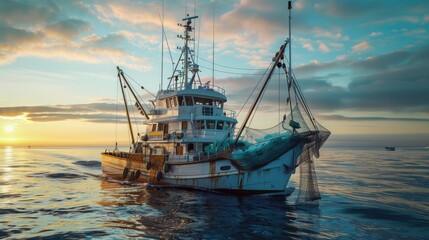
[0,0,428,147]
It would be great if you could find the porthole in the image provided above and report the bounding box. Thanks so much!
[220,166,231,171]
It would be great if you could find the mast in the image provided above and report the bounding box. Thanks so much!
[161,0,164,90]
[212,1,215,88]
[288,1,292,81]
[288,1,294,122]
[117,66,135,145]
[180,15,198,88]
[234,42,288,144]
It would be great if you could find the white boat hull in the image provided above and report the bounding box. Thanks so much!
[101,143,303,195]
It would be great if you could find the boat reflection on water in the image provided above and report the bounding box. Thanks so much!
[97,178,322,239]
[98,179,203,238]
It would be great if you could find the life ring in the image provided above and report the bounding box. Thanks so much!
[146,162,151,170]
[156,171,163,182]
[135,170,141,179]
[163,163,170,173]
[122,167,129,179]
[175,132,184,140]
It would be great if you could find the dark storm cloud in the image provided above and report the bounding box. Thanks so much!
[217,45,429,114]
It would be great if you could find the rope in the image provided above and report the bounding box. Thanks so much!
[115,75,119,146]
[197,56,267,71]
[124,72,156,98]
[236,63,271,118]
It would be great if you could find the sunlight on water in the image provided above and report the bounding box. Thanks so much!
[0,146,428,239]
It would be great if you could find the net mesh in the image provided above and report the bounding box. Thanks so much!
[239,106,330,205]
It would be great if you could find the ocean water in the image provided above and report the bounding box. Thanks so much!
[1,146,428,239]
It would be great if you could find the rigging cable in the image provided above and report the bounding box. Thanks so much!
[156,6,175,72]
[160,0,164,90]
[124,72,156,99]
[278,67,281,133]
[198,64,284,76]
[212,0,215,87]
[115,75,119,149]
[236,62,272,118]
[197,56,267,71]
[247,63,282,128]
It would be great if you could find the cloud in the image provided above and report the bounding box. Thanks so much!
[319,42,330,52]
[303,43,314,51]
[212,44,429,116]
[0,0,59,26]
[369,31,383,37]
[320,115,429,122]
[44,19,91,39]
[0,1,152,70]
[352,41,371,52]
[0,103,131,123]
[402,28,426,36]
[314,1,376,19]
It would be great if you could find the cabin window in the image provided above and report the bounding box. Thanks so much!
[207,120,215,129]
[187,143,195,151]
[158,123,169,134]
[214,100,222,108]
[152,124,157,131]
[178,96,186,106]
[195,120,205,130]
[166,99,170,108]
[169,98,175,108]
[172,97,177,107]
[182,121,188,130]
[202,107,213,116]
[216,121,224,130]
[194,97,213,105]
[185,96,193,106]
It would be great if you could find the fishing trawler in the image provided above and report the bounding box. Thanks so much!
[101,2,330,202]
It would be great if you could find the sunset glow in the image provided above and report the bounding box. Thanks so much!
[0,0,428,147]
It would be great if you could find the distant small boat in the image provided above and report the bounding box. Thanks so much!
[385,147,395,151]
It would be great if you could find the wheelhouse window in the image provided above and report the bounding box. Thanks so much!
[194,97,213,105]
[214,100,222,108]
[178,96,185,106]
[206,120,215,129]
[195,120,205,130]
[216,121,224,130]
[185,96,193,106]
[202,107,213,116]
